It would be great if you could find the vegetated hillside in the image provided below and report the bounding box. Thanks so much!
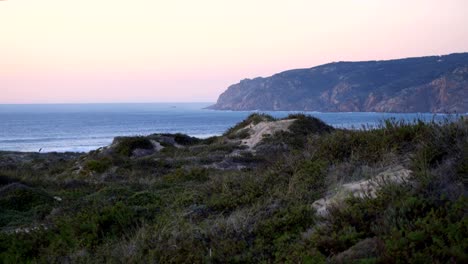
[0,114,467,263]
[209,53,468,113]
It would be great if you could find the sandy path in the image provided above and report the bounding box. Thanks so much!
[241,119,296,149]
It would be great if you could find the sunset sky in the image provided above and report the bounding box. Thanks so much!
[1,0,468,103]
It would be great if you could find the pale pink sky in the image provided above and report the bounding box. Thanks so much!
[1,0,467,103]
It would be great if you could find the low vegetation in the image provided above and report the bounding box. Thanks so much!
[0,114,466,263]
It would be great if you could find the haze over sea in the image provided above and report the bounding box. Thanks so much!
[0,103,456,153]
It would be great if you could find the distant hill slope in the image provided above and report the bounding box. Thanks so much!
[208,53,468,113]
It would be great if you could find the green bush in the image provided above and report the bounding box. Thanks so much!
[127,191,161,207]
[259,115,334,150]
[224,113,275,137]
[253,203,315,261]
[114,137,153,156]
[287,114,334,135]
[0,186,53,212]
[85,158,111,173]
[227,128,251,140]
[163,168,209,183]
[0,116,466,263]
[288,159,328,201]
[0,231,51,263]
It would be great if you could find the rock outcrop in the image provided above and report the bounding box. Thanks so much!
[209,53,468,113]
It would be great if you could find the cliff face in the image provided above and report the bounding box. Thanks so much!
[209,53,468,113]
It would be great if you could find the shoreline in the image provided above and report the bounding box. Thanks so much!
[1,113,465,154]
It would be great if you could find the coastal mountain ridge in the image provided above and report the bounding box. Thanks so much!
[208,53,468,113]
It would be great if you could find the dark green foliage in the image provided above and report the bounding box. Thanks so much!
[114,137,153,156]
[85,158,111,173]
[0,175,16,186]
[0,184,53,212]
[309,118,468,263]
[47,201,138,252]
[289,159,328,201]
[224,113,275,137]
[253,203,316,261]
[127,191,161,207]
[287,113,334,135]
[0,231,50,263]
[458,142,468,186]
[259,114,334,150]
[163,168,209,183]
[201,135,220,145]
[311,190,468,263]
[227,128,251,139]
[0,115,466,263]
[0,184,54,229]
[205,172,265,211]
[381,197,468,263]
[173,133,201,145]
[231,151,263,163]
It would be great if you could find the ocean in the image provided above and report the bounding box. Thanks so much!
[0,103,456,153]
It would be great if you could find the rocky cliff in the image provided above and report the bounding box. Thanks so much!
[209,53,468,113]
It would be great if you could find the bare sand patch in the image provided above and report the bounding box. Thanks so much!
[241,119,296,149]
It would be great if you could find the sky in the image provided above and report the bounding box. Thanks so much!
[1,0,467,104]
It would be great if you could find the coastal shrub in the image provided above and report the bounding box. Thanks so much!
[224,113,275,137]
[205,172,266,211]
[0,175,17,186]
[173,133,201,145]
[311,189,468,262]
[288,159,328,201]
[50,201,137,250]
[206,142,242,153]
[286,114,334,135]
[258,115,334,151]
[227,128,250,139]
[127,191,161,207]
[85,158,111,173]
[309,123,468,263]
[84,185,136,207]
[94,202,136,239]
[202,137,217,145]
[0,230,51,263]
[0,184,53,212]
[163,168,209,183]
[457,142,468,181]
[0,115,466,263]
[381,196,468,263]
[253,203,315,261]
[114,137,153,156]
[231,151,262,163]
[313,128,399,164]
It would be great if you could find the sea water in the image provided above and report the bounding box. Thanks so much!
[0,103,455,152]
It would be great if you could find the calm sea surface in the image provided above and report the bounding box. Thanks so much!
[0,103,457,153]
